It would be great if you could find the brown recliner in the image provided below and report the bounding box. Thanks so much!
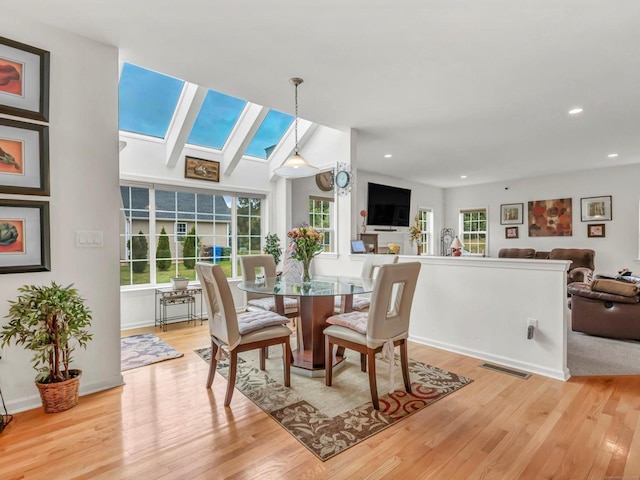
[498,248,536,259]
[549,248,595,284]
[568,276,640,340]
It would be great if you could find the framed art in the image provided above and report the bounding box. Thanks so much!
[0,118,49,195]
[587,224,605,238]
[184,156,220,182]
[500,203,523,225]
[505,226,519,239]
[581,195,612,222]
[0,36,50,121]
[528,198,572,237]
[0,199,50,274]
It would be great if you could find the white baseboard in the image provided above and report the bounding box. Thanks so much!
[409,334,570,381]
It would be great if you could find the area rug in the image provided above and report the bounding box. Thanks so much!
[195,345,472,461]
[567,329,640,376]
[121,333,183,371]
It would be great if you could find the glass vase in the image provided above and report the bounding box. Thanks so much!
[302,259,311,285]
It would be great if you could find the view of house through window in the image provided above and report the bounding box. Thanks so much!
[119,186,263,286]
[309,196,334,251]
[460,208,487,254]
[417,208,434,255]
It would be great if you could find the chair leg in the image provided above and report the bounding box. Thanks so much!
[263,346,269,360]
[367,348,379,410]
[260,347,266,370]
[206,339,218,388]
[325,336,333,386]
[283,339,291,387]
[400,339,411,394]
[360,353,367,372]
[224,350,238,407]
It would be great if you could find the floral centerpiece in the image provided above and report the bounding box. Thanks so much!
[387,243,400,254]
[409,216,422,254]
[287,225,324,283]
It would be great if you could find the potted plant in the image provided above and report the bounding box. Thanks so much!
[263,233,283,268]
[0,282,93,413]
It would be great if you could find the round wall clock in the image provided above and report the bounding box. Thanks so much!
[334,162,352,195]
[315,171,334,192]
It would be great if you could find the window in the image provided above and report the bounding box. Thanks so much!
[309,196,334,252]
[119,185,262,286]
[187,89,247,150]
[244,109,294,159]
[417,208,434,255]
[460,208,487,255]
[118,63,185,139]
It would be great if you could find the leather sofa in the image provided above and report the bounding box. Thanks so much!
[498,248,595,284]
[568,275,640,340]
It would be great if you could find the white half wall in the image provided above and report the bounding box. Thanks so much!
[0,19,123,412]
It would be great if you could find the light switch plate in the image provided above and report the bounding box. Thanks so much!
[75,231,104,248]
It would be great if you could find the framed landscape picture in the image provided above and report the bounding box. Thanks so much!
[500,203,523,225]
[581,195,612,222]
[0,36,50,121]
[0,199,50,274]
[0,118,49,195]
[184,156,220,182]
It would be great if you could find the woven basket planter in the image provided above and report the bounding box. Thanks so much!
[35,370,82,413]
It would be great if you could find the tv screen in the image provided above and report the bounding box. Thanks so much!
[366,182,411,227]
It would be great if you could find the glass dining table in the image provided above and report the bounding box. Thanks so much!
[238,275,374,375]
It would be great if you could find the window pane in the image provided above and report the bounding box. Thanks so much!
[187,89,247,149]
[119,63,185,138]
[244,110,294,159]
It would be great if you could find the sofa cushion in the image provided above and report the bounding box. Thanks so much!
[591,278,638,298]
[568,282,640,304]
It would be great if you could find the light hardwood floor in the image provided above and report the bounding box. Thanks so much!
[1,323,638,479]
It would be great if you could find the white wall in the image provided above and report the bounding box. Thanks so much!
[0,19,123,412]
[444,164,640,274]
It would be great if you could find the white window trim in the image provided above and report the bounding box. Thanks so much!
[458,206,489,256]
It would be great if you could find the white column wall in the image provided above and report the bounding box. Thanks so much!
[0,19,123,412]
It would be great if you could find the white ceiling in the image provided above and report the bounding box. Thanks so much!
[6,0,640,187]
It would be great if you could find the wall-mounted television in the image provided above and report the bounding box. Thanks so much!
[366,182,412,227]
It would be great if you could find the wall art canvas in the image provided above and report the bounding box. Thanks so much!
[0,118,49,195]
[0,199,50,274]
[184,156,220,182]
[0,36,50,121]
[528,198,572,237]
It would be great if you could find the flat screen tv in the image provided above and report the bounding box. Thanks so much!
[366,182,411,227]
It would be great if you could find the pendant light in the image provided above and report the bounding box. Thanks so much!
[274,77,318,178]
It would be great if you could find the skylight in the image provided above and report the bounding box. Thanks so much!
[187,90,247,150]
[244,110,294,159]
[119,63,185,139]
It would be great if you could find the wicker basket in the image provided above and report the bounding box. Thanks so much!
[35,369,82,413]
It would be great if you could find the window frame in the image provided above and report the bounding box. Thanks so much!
[309,195,335,252]
[458,207,488,255]
[417,207,434,255]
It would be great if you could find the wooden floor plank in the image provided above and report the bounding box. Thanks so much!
[0,323,637,479]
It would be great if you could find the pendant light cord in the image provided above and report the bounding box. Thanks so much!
[294,80,299,154]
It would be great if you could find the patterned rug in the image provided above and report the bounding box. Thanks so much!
[121,333,183,371]
[195,345,472,461]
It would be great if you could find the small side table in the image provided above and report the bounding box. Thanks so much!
[155,286,203,332]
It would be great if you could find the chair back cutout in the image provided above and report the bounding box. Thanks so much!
[361,254,399,281]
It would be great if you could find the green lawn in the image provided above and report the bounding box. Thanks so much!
[120,259,233,286]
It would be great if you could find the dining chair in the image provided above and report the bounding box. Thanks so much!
[324,261,421,410]
[240,255,300,319]
[196,262,292,406]
[335,254,399,313]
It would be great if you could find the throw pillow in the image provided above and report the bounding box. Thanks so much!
[591,278,638,298]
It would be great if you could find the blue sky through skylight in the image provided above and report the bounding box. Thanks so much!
[244,110,294,159]
[187,90,247,150]
[119,63,185,138]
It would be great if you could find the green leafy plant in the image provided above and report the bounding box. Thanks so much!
[0,282,93,384]
[263,233,282,267]
[156,226,172,271]
[182,225,199,269]
[131,230,148,273]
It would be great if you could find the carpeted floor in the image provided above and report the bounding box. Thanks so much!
[567,330,640,376]
[121,333,183,371]
[195,345,472,461]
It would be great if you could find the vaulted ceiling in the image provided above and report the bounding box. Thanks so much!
[6,0,640,187]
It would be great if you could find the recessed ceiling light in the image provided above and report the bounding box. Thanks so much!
[568,107,584,115]
[607,153,619,158]
[384,154,392,158]
[460,175,467,179]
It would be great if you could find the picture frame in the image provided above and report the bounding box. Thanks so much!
[0,36,50,121]
[0,199,50,274]
[581,195,612,222]
[587,223,605,238]
[505,226,519,239]
[0,117,49,195]
[528,198,572,237]
[184,156,220,182]
[500,203,523,225]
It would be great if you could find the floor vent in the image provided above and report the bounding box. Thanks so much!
[480,363,531,379]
